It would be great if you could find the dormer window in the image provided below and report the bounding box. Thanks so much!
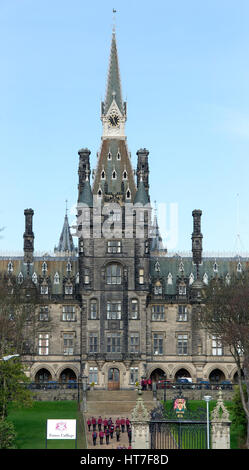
[32,272,38,284]
[54,272,60,284]
[237,262,242,273]
[203,273,208,285]
[97,188,102,198]
[117,151,121,160]
[108,151,112,160]
[167,273,173,285]
[101,170,105,180]
[126,189,131,199]
[123,171,127,180]
[179,283,186,296]
[154,281,162,295]
[213,262,218,273]
[7,261,13,274]
[189,273,194,285]
[40,284,48,295]
[112,170,116,179]
[65,284,73,295]
[66,262,72,273]
[42,262,48,274]
[18,272,23,284]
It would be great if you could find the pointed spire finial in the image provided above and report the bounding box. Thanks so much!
[65,199,68,216]
[112,8,117,34]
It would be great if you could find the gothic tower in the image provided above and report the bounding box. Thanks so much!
[77,28,151,388]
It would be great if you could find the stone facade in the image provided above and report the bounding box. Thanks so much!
[0,28,245,391]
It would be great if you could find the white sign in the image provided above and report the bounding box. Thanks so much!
[47,419,77,440]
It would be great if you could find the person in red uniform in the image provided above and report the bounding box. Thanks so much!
[105,427,110,445]
[103,418,108,430]
[148,378,152,390]
[92,416,96,431]
[121,418,125,433]
[109,423,114,439]
[87,418,91,431]
[126,418,130,431]
[115,417,121,427]
[97,416,102,431]
[144,379,148,390]
[99,430,104,445]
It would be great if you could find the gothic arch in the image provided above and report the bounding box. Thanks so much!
[56,364,80,381]
[31,364,55,381]
[147,364,169,379]
[171,364,196,381]
[204,365,228,381]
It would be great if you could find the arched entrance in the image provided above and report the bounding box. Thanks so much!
[35,368,52,383]
[150,368,166,383]
[59,368,77,383]
[108,367,120,390]
[175,368,192,381]
[209,369,225,384]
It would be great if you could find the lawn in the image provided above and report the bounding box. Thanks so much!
[7,401,87,449]
[163,400,240,449]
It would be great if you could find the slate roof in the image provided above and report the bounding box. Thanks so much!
[103,31,124,115]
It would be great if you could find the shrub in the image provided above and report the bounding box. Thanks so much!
[0,419,16,449]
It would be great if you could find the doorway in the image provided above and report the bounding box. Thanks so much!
[108,367,120,390]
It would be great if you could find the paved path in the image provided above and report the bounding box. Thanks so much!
[84,414,132,449]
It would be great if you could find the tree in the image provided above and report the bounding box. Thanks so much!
[0,419,16,449]
[0,357,32,420]
[197,271,249,447]
[0,274,52,357]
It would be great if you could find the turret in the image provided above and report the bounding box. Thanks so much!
[23,209,34,263]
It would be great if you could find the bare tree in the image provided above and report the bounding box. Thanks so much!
[196,271,249,447]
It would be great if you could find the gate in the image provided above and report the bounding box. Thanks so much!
[150,402,209,450]
[150,419,208,449]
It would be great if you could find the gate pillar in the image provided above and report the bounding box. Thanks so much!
[211,390,231,449]
[130,386,150,449]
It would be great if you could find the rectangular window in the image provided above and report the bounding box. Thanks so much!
[130,333,139,353]
[212,335,223,356]
[106,264,121,285]
[107,301,122,320]
[177,334,188,355]
[39,306,49,321]
[130,367,139,384]
[107,240,122,253]
[153,334,163,355]
[89,367,98,384]
[38,334,49,355]
[89,333,98,353]
[139,268,144,284]
[107,333,121,353]
[40,285,48,295]
[152,305,165,321]
[177,305,188,321]
[63,333,74,355]
[62,305,75,321]
[84,268,90,284]
[65,285,73,295]
[90,300,97,319]
[131,299,138,319]
[179,285,186,295]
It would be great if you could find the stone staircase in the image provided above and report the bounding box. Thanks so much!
[86,389,155,416]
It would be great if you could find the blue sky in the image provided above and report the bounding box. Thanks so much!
[0,0,249,254]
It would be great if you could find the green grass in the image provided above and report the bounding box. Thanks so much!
[162,400,241,449]
[7,401,87,449]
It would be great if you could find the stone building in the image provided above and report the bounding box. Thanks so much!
[0,29,246,389]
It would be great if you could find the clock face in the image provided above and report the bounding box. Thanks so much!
[108,114,119,127]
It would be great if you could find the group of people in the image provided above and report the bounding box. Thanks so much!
[87,416,132,448]
[141,377,152,390]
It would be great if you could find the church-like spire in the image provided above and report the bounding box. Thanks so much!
[102,29,125,117]
[55,204,76,255]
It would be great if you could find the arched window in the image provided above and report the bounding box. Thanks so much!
[32,272,38,284]
[54,272,60,284]
[7,261,13,274]
[106,263,122,285]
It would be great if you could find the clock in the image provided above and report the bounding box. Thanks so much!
[108,114,119,127]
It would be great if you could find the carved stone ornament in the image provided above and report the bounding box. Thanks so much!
[131,387,150,422]
[211,390,230,422]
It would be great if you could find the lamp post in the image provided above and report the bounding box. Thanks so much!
[203,395,212,449]
[82,374,88,412]
[163,373,167,403]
